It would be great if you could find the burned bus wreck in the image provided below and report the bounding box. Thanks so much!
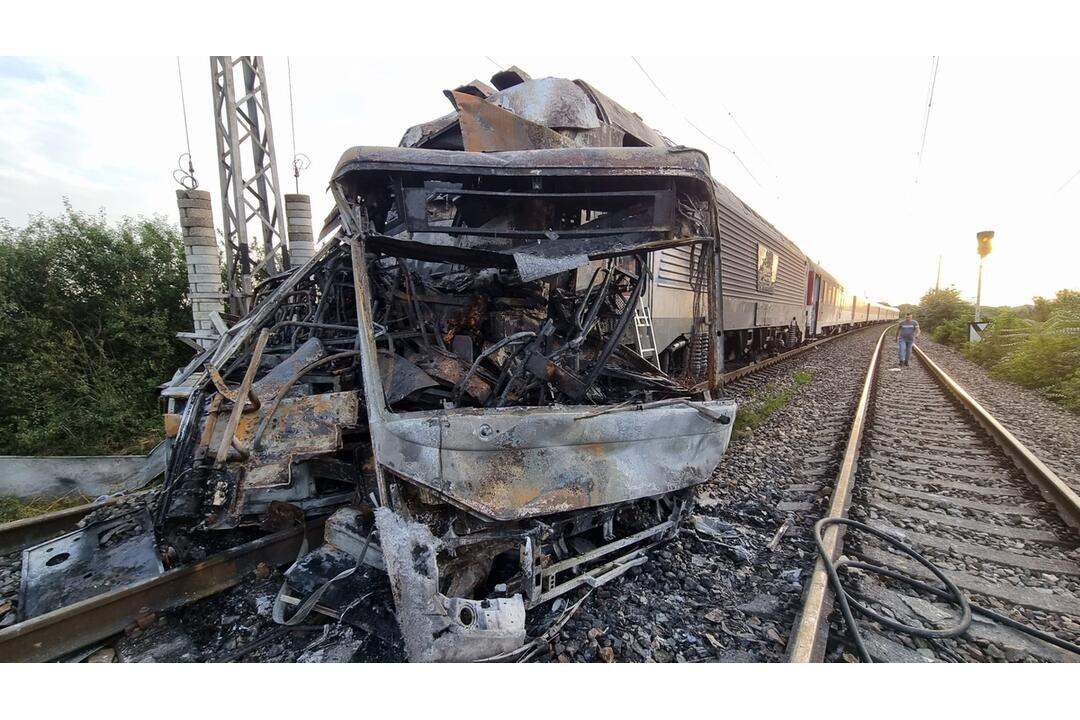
[153,91,737,661]
[332,147,735,660]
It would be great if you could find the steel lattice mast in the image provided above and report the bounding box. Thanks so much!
[210,56,290,314]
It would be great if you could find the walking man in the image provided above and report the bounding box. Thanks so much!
[896,313,920,366]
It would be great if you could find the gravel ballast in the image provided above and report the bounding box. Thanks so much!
[918,339,1080,494]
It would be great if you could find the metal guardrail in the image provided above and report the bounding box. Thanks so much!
[0,443,168,556]
[0,439,168,502]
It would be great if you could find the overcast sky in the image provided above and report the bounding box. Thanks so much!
[1,55,1078,308]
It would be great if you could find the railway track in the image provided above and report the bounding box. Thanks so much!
[0,324,883,663]
[789,328,1080,662]
[0,518,324,662]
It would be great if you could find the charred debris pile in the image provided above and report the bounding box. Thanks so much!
[87,69,741,661]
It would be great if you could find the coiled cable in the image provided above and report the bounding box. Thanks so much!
[814,517,1080,662]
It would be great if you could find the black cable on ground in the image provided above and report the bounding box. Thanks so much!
[814,517,1080,662]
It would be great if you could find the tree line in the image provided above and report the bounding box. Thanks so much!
[0,205,191,455]
[904,287,1080,412]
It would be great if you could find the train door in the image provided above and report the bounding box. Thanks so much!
[821,280,831,331]
[805,269,818,336]
[815,282,821,333]
[830,284,839,329]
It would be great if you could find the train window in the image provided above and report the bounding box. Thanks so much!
[756,244,778,292]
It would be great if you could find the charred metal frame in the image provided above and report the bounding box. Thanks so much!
[148,66,757,662]
[332,146,731,514]
[156,239,369,531]
[320,146,735,659]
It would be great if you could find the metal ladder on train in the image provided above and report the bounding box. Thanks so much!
[634,300,661,369]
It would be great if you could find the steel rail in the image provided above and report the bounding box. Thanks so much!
[913,345,1080,530]
[0,495,137,556]
[0,520,324,663]
[788,325,890,662]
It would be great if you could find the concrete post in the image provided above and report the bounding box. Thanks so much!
[176,189,224,347]
[285,193,315,268]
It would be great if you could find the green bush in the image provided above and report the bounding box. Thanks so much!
[908,285,1080,415]
[962,311,1033,366]
[984,297,1080,392]
[993,333,1080,389]
[916,287,973,335]
[1046,369,1080,412]
[0,204,191,455]
[931,317,972,348]
[897,303,919,319]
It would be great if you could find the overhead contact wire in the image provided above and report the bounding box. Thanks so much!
[915,56,940,184]
[631,56,765,190]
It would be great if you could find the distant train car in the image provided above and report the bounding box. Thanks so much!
[650,182,896,372]
[874,301,900,323]
[804,260,897,337]
[807,261,847,335]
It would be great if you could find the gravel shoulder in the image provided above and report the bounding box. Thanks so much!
[918,339,1080,495]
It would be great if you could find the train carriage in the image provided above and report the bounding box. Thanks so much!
[805,260,898,336]
[645,179,807,371]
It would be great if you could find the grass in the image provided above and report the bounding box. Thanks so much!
[731,369,813,441]
[0,493,92,524]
